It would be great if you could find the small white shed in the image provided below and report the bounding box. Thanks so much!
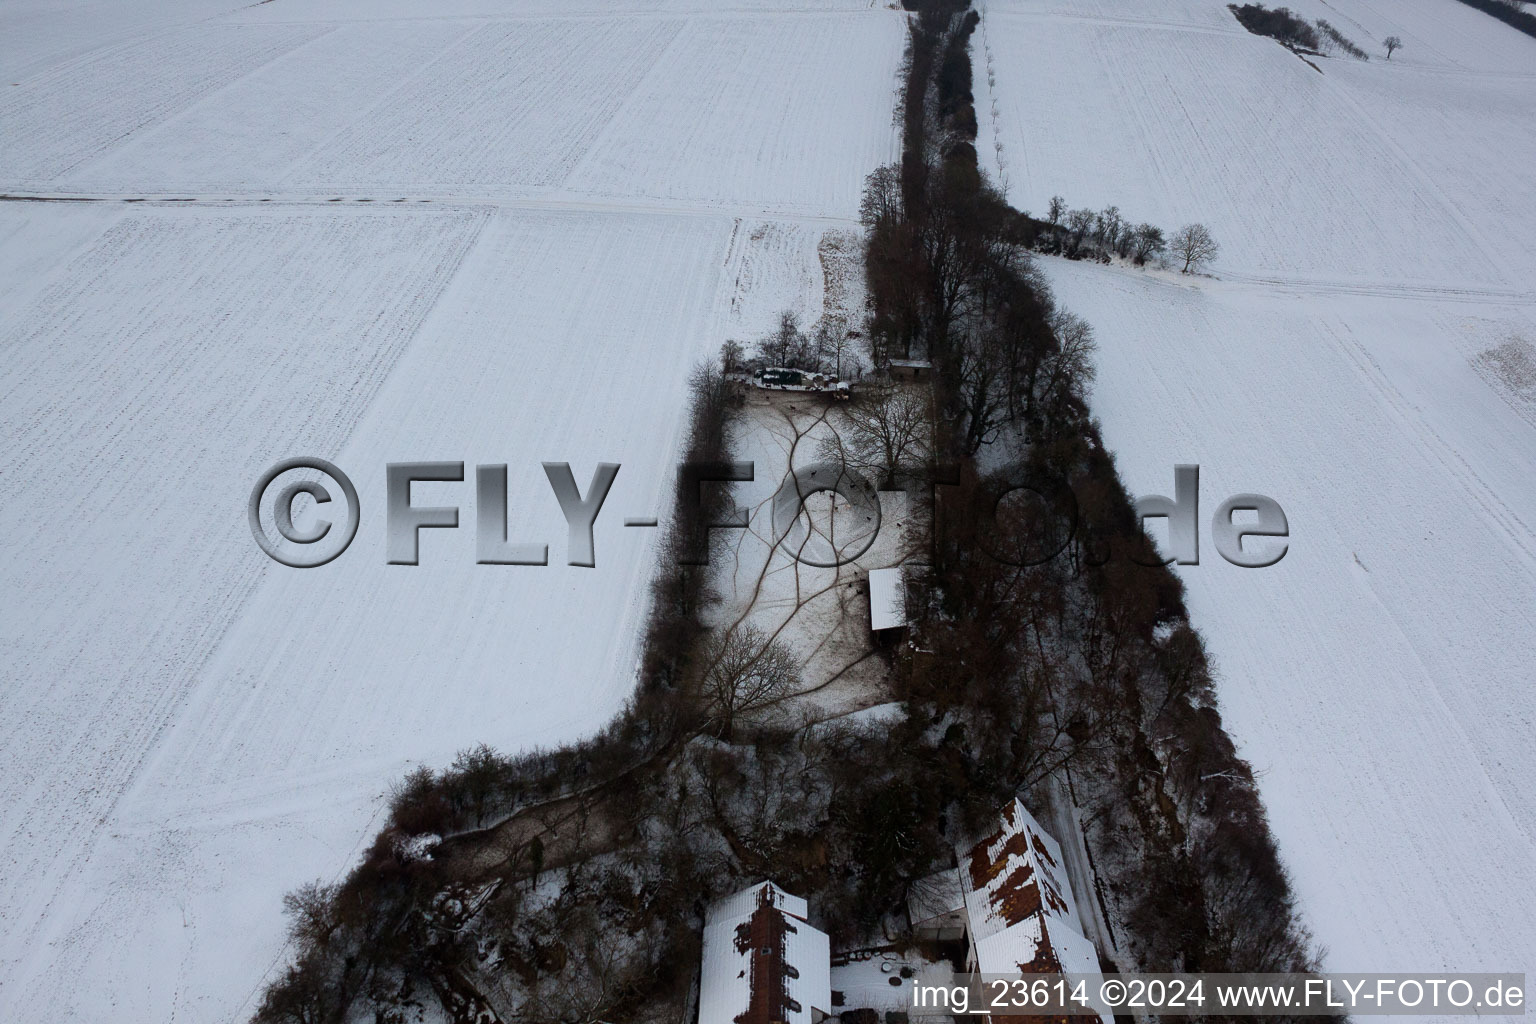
[867,567,905,632]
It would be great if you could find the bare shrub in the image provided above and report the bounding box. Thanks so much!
[699,624,800,737]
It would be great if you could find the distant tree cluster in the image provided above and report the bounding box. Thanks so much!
[250,6,1314,1022]
[1230,3,1378,60]
[1031,198,1219,274]
[1034,198,1168,266]
[863,0,1316,979]
[1228,3,1321,49]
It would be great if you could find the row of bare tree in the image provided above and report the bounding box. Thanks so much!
[1037,197,1220,273]
[721,310,864,378]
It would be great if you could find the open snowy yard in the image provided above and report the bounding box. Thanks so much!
[980,0,1536,983]
[0,1,903,1019]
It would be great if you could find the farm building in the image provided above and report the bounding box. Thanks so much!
[905,800,1114,1022]
[867,566,906,633]
[699,881,831,1024]
[886,358,931,380]
[698,807,1109,1024]
[955,799,1113,1023]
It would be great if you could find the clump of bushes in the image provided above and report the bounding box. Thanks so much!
[1028,199,1170,266]
[1231,4,1375,61]
[864,0,1317,977]
[1229,3,1322,50]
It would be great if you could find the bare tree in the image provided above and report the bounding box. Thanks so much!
[756,310,809,368]
[812,315,851,376]
[859,164,903,228]
[719,339,745,375]
[700,624,800,737]
[1046,195,1066,225]
[281,882,343,949]
[1171,223,1220,273]
[1035,310,1098,423]
[818,382,930,488]
[1383,34,1402,59]
[954,321,1010,454]
[1095,205,1123,250]
[1064,208,1096,253]
[450,742,505,826]
[912,174,1007,352]
[1132,223,1167,265]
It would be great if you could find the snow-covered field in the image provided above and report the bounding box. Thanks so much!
[976,0,1536,286]
[0,2,903,1019]
[980,0,1536,984]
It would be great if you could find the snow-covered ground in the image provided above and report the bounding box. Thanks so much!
[979,0,1535,985]
[0,2,904,1019]
[713,389,918,725]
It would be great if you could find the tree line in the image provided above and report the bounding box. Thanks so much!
[1028,197,1220,273]
[863,0,1319,981]
[721,309,865,378]
[1229,3,1387,60]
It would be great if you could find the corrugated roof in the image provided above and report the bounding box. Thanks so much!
[710,880,809,922]
[868,567,905,631]
[698,881,829,1024]
[957,801,1111,1021]
[959,798,1082,947]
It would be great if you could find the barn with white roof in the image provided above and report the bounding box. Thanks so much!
[698,807,1110,1024]
[954,798,1113,1023]
[867,566,906,632]
[698,881,831,1024]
